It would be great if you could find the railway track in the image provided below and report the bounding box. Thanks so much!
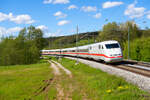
[100,59,150,77]
[100,60,150,78]
[110,63,150,77]
[50,55,150,77]
[124,59,150,67]
[64,56,150,77]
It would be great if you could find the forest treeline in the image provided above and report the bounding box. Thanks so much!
[0,26,45,66]
[44,31,99,49]
[0,21,150,66]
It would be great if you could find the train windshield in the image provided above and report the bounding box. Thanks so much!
[105,43,119,49]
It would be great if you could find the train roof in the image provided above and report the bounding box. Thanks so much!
[42,40,119,51]
[76,40,119,47]
[90,40,118,46]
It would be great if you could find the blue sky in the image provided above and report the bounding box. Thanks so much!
[0,0,150,37]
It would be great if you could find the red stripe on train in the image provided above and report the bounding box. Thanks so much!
[42,52,122,58]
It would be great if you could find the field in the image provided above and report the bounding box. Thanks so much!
[0,60,56,100]
[0,58,149,100]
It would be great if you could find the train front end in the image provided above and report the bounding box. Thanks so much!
[104,41,123,63]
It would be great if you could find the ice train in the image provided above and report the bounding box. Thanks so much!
[41,40,123,63]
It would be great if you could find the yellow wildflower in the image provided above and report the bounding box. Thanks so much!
[118,86,124,90]
[106,89,112,93]
[125,86,129,89]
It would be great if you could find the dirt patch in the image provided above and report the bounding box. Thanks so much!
[56,83,73,100]
[56,84,64,100]
[31,60,73,100]
[44,78,56,100]
[52,60,72,78]
[48,60,61,75]
[65,84,73,100]
[34,78,54,96]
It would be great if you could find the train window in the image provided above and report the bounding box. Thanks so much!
[99,45,101,49]
[76,49,80,52]
[90,46,92,50]
[79,49,88,52]
[105,43,119,49]
[102,45,104,49]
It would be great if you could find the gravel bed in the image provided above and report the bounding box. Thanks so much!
[66,57,150,93]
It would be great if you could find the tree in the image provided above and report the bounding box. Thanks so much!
[0,25,45,66]
[142,28,150,38]
[119,21,141,41]
[99,22,124,47]
[98,21,141,48]
[27,26,44,50]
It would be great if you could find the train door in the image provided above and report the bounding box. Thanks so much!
[101,44,106,61]
[95,45,100,60]
[97,44,102,60]
[97,44,101,54]
[98,44,105,61]
[88,46,92,59]
[92,45,98,60]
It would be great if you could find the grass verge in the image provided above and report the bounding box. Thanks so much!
[0,56,150,100]
[50,56,150,100]
[0,61,56,100]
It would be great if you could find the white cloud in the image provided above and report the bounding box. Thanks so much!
[68,5,78,10]
[44,29,63,37]
[57,20,70,26]
[1,27,22,34]
[81,6,97,12]
[9,14,35,24]
[35,25,63,37]
[44,32,53,37]
[0,12,9,22]
[54,11,67,18]
[36,25,48,32]
[53,0,69,4]
[43,0,52,4]
[7,27,22,34]
[124,1,145,18]
[93,13,101,18]
[0,27,6,36]
[43,0,69,4]
[0,12,35,24]
[102,1,123,9]
[147,14,150,19]
[0,26,22,37]
[36,25,52,37]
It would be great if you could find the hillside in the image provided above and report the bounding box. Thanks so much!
[44,31,99,49]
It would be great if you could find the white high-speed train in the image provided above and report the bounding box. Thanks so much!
[42,40,123,63]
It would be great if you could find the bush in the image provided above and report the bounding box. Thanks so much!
[123,37,150,62]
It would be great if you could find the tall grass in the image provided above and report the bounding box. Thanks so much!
[51,57,150,100]
[0,62,56,100]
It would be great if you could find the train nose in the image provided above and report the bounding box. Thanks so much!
[107,49,122,56]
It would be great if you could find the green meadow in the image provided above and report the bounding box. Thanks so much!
[0,61,56,100]
[0,58,149,100]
